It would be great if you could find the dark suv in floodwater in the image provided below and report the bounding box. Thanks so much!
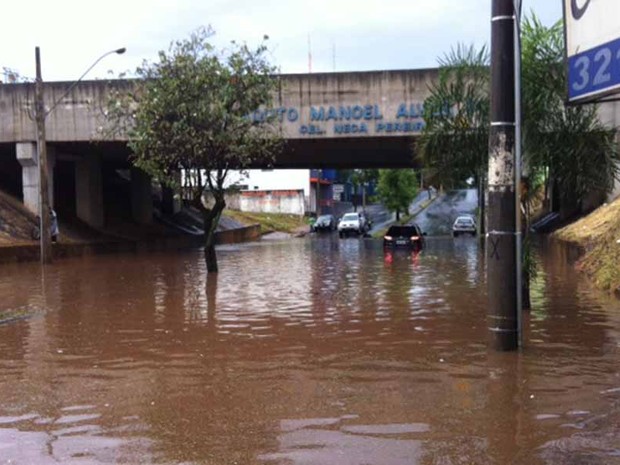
[311,214,336,232]
[383,224,425,251]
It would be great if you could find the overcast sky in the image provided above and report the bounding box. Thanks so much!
[1,0,562,82]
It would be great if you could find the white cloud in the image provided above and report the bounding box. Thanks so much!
[0,0,561,81]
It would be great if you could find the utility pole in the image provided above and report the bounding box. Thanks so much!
[35,47,53,264]
[487,0,518,350]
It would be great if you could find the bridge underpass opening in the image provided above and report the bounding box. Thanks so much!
[0,135,424,232]
[268,136,419,169]
[0,143,23,200]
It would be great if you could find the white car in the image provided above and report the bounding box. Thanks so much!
[338,212,367,237]
[452,215,477,237]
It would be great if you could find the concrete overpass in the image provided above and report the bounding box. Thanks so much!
[0,69,438,165]
[0,69,438,229]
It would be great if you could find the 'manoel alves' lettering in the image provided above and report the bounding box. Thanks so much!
[251,102,432,136]
[310,105,383,121]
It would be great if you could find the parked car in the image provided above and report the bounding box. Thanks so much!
[383,224,425,250]
[311,214,336,232]
[452,215,477,237]
[338,212,367,237]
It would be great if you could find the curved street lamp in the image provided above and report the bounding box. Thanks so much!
[35,46,126,264]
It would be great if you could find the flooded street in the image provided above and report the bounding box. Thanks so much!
[1,236,620,464]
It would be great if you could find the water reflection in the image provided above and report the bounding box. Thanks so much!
[0,238,619,464]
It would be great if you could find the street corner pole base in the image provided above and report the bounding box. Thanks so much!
[486,190,518,351]
[488,324,519,351]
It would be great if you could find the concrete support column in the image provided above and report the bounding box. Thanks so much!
[16,142,55,214]
[16,142,39,214]
[131,167,153,224]
[161,172,182,215]
[75,154,104,228]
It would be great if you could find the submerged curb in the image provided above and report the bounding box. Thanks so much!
[0,224,262,265]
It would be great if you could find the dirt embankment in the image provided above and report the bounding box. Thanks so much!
[0,186,305,252]
[0,189,117,247]
[554,196,620,294]
[0,191,39,246]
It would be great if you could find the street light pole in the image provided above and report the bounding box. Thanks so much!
[35,47,52,264]
[33,46,126,264]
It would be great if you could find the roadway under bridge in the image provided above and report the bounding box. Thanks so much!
[1,68,618,230]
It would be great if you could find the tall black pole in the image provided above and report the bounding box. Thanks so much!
[35,47,53,265]
[487,0,518,350]
[32,46,125,265]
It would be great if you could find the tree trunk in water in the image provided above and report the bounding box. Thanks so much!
[205,244,218,273]
[202,198,225,273]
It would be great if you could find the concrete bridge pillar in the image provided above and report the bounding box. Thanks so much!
[16,142,56,214]
[75,154,104,229]
[161,172,182,215]
[131,167,153,224]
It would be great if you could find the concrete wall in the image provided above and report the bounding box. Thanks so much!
[214,224,261,245]
[202,191,241,211]
[239,190,305,215]
[226,169,311,198]
[0,225,261,264]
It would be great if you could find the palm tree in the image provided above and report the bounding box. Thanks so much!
[521,16,619,218]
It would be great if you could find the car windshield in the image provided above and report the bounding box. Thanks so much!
[456,217,474,225]
[342,213,358,221]
[316,215,331,222]
[387,226,419,237]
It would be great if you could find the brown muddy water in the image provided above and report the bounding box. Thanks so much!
[0,235,619,464]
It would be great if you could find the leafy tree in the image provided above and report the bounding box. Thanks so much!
[377,169,418,221]
[106,27,283,272]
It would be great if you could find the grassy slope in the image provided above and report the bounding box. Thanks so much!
[554,196,620,293]
[223,210,309,235]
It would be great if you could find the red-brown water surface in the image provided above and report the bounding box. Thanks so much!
[0,236,619,464]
